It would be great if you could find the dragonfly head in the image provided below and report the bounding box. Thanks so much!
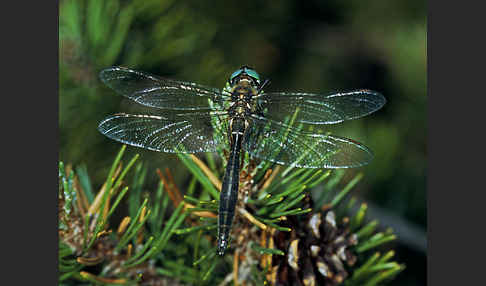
[229,66,261,86]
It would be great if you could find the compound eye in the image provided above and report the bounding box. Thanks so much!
[229,69,243,83]
[245,68,261,83]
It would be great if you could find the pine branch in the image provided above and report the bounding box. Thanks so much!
[59,144,404,286]
[59,146,188,285]
[170,153,404,286]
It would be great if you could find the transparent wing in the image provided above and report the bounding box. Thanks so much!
[259,89,386,125]
[98,112,228,153]
[99,66,226,111]
[243,115,373,168]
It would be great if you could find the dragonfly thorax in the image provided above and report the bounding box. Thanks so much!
[228,80,259,120]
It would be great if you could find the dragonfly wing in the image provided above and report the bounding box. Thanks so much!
[243,115,373,168]
[259,89,385,125]
[99,66,225,111]
[98,113,228,153]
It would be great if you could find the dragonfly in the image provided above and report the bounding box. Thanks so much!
[98,66,386,255]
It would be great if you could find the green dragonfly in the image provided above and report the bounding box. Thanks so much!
[98,66,386,255]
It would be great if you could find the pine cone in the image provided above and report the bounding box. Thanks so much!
[269,208,358,286]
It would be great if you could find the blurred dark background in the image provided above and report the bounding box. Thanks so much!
[59,0,426,285]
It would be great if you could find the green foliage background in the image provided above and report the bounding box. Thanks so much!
[59,0,426,285]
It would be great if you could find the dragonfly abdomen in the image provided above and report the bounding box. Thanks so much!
[217,120,245,256]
